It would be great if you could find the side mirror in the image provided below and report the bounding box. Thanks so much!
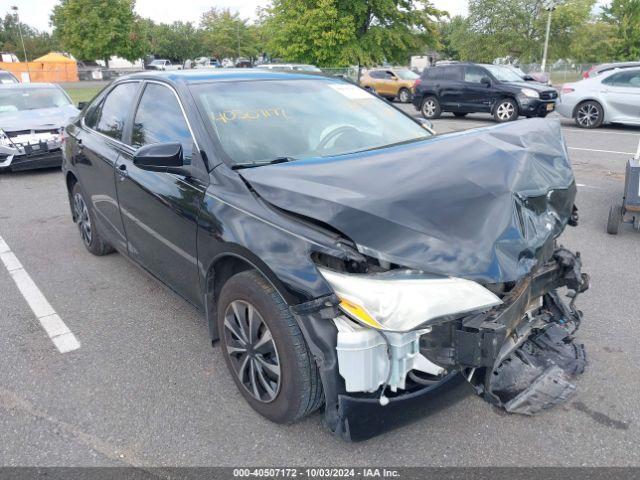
[481,76,491,87]
[133,142,189,175]
[77,101,87,110]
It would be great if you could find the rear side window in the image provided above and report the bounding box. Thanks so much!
[131,83,193,160]
[94,83,139,140]
[369,70,385,79]
[603,70,640,87]
[422,68,441,80]
[441,66,463,81]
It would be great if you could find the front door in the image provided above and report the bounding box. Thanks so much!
[115,82,207,307]
[462,65,492,112]
[72,82,141,252]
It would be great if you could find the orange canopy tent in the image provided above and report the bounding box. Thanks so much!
[0,52,78,83]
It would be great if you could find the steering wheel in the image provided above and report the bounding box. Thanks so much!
[317,125,361,151]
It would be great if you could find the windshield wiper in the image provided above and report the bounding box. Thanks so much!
[231,157,296,170]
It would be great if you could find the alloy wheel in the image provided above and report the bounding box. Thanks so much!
[73,192,92,247]
[423,99,436,117]
[223,300,281,403]
[576,103,599,127]
[496,101,515,121]
[399,89,410,103]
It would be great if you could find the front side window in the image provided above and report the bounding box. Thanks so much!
[94,83,139,140]
[464,66,487,83]
[132,83,193,160]
[191,79,431,165]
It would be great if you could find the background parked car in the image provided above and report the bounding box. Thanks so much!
[0,69,18,84]
[77,61,119,81]
[503,65,551,86]
[359,68,419,103]
[194,57,221,68]
[582,61,640,79]
[0,83,79,171]
[413,63,558,122]
[146,59,182,71]
[558,66,640,128]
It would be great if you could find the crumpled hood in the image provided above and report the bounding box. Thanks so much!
[0,105,79,132]
[240,118,576,283]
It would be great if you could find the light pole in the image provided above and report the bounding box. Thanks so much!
[540,0,556,72]
[10,5,31,81]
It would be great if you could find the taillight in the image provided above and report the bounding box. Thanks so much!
[413,79,421,88]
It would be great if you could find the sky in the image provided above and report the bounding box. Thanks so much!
[3,0,470,32]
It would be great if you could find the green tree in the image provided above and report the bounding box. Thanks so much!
[445,0,595,63]
[569,21,617,62]
[139,20,205,62]
[51,0,143,66]
[602,0,640,60]
[263,0,446,67]
[200,8,260,60]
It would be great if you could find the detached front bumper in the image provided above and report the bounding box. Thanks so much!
[294,247,589,441]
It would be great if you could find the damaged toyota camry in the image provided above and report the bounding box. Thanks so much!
[62,70,589,440]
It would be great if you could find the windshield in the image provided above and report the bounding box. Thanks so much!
[191,79,431,165]
[485,65,524,82]
[0,87,70,113]
[395,70,419,80]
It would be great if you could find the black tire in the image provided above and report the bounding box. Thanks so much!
[575,100,604,129]
[71,183,113,256]
[453,112,468,117]
[398,87,411,103]
[607,204,623,235]
[217,270,323,424]
[493,98,518,122]
[421,96,441,119]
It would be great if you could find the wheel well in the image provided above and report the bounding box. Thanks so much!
[572,98,603,119]
[205,255,254,341]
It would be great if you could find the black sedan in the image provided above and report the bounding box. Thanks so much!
[62,70,589,440]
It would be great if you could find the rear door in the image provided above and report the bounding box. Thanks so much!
[72,82,141,252]
[602,70,640,124]
[114,81,207,306]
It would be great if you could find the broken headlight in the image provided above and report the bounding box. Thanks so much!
[318,267,502,332]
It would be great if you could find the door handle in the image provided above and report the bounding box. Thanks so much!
[117,163,128,180]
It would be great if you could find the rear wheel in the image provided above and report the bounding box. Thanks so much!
[71,183,113,256]
[575,100,604,129]
[607,204,623,235]
[421,96,441,119]
[398,88,411,103]
[493,98,518,122]
[217,270,323,424]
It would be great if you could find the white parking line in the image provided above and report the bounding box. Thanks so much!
[568,146,635,155]
[0,235,80,353]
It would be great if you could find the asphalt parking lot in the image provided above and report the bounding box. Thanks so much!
[1,109,639,467]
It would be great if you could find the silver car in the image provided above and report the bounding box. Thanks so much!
[0,83,79,171]
[557,67,640,128]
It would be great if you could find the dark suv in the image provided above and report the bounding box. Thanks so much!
[413,63,558,122]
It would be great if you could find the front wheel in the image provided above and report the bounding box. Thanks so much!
[217,270,323,424]
[493,98,518,122]
[575,100,604,129]
[421,96,441,119]
[607,204,623,235]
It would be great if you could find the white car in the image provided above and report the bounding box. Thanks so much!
[557,67,640,128]
[147,59,182,71]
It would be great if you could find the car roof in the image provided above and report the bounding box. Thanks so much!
[118,68,331,84]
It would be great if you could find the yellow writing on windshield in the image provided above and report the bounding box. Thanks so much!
[213,108,289,123]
